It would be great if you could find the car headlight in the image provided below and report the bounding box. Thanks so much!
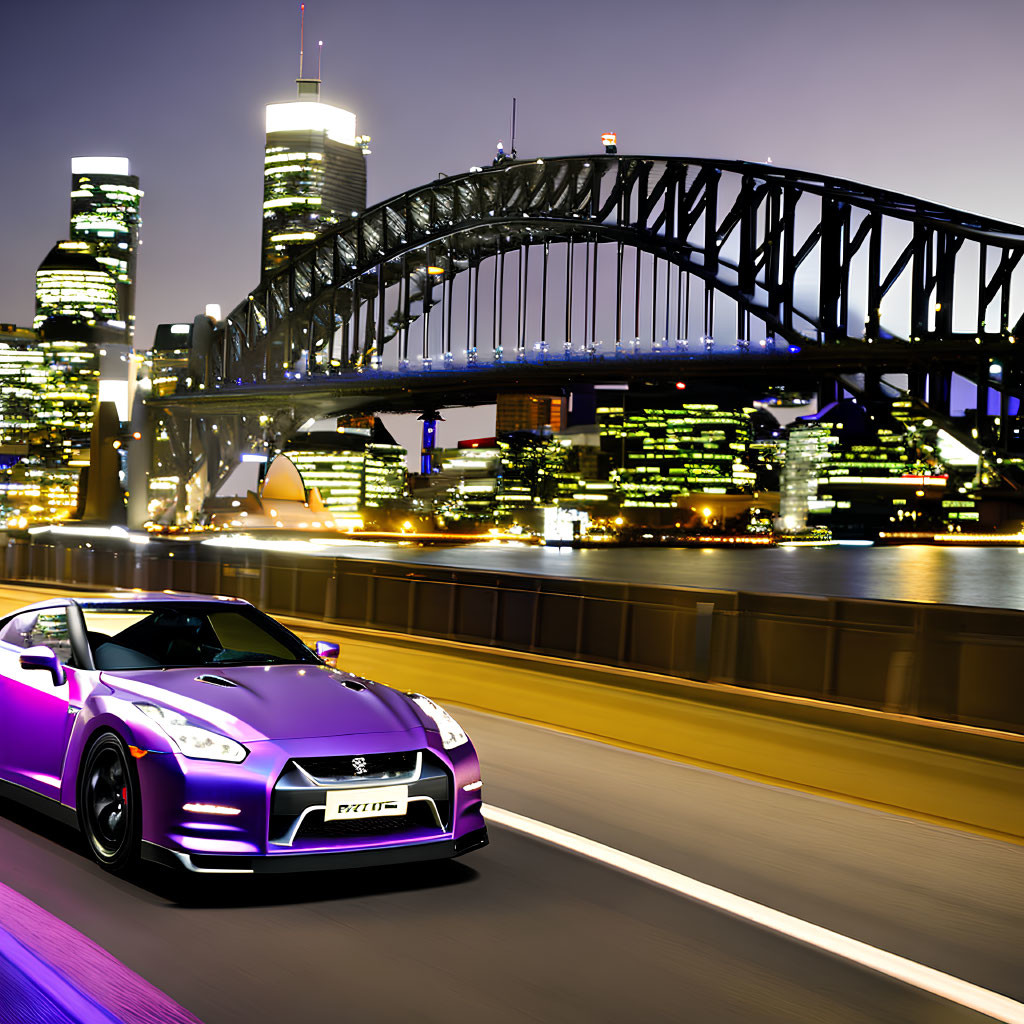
[135,703,248,763]
[409,694,469,750]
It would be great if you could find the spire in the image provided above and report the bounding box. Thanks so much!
[295,4,321,99]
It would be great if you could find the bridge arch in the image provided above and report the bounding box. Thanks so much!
[216,154,1024,388]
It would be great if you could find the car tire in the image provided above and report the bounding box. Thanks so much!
[78,732,141,873]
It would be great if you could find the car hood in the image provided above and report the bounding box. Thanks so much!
[98,664,426,743]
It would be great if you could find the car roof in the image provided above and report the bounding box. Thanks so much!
[8,592,251,615]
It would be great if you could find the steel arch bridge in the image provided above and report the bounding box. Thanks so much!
[157,154,1024,495]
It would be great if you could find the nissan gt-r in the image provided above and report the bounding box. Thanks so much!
[0,593,487,874]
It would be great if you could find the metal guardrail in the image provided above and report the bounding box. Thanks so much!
[4,536,1023,734]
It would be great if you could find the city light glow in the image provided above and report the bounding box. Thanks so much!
[265,101,357,145]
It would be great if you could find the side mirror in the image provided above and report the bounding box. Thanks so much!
[20,646,65,687]
[315,641,340,667]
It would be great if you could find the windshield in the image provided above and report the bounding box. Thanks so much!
[78,601,320,670]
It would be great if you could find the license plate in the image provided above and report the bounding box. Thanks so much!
[324,786,409,821]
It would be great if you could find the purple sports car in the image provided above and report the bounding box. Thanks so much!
[0,593,487,874]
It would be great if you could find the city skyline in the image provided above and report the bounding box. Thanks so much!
[3,0,1024,361]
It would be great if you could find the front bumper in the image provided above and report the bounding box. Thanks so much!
[134,734,487,872]
[142,827,489,874]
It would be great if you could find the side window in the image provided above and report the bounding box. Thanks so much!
[0,613,39,649]
[0,610,73,664]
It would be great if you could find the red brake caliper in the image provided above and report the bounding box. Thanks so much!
[121,787,127,804]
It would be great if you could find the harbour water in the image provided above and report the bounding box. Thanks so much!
[312,542,1024,611]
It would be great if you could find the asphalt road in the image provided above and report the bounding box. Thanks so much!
[0,705,1020,1023]
[0,582,1021,1022]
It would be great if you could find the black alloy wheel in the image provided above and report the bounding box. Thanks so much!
[79,733,141,872]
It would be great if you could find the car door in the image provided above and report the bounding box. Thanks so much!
[0,606,77,799]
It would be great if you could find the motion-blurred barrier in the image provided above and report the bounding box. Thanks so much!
[4,535,1022,734]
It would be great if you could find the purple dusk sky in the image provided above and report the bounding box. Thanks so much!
[1,0,1021,451]
[3,0,1023,336]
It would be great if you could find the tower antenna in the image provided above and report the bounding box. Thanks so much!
[298,3,305,78]
[510,97,517,159]
[317,39,323,81]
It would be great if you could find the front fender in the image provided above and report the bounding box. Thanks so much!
[59,696,175,809]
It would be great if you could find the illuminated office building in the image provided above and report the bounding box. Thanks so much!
[262,76,369,279]
[34,242,119,328]
[497,434,577,512]
[0,326,47,443]
[68,157,142,340]
[598,394,755,509]
[430,442,501,524]
[284,424,406,517]
[428,434,611,527]
[33,157,142,427]
[0,326,85,525]
[779,400,948,536]
[364,441,407,507]
[4,159,141,526]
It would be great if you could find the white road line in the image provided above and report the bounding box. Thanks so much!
[483,804,1024,1024]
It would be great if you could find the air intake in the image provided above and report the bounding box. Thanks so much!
[195,674,236,687]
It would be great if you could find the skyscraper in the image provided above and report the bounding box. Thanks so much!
[34,156,141,414]
[261,75,369,279]
[68,157,142,340]
[12,157,143,524]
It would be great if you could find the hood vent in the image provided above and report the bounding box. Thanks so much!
[195,673,237,687]
[342,679,366,692]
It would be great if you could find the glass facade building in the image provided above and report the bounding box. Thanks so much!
[283,426,406,517]
[34,242,120,328]
[779,401,949,536]
[8,157,143,525]
[0,324,87,524]
[68,157,142,340]
[0,326,47,442]
[598,395,755,508]
[262,78,368,279]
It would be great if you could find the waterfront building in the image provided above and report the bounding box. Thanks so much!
[206,454,335,531]
[496,433,576,513]
[261,75,369,280]
[429,442,502,525]
[283,423,406,521]
[597,393,755,510]
[779,400,948,537]
[428,433,612,529]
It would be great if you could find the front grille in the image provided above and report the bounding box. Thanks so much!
[295,803,439,841]
[293,751,418,784]
[270,750,452,845]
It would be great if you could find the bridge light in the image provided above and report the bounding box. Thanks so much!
[601,132,618,154]
[991,362,1003,375]
[427,266,445,275]
[675,382,686,390]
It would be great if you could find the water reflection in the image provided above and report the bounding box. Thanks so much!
[319,543,1024,610]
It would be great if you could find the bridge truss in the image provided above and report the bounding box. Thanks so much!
[158,154,1024,497]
